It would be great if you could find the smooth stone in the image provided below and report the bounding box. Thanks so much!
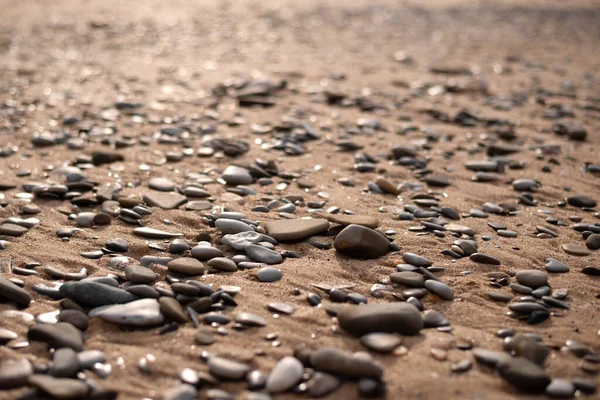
[264,219,329,241]
[149,177,176,192]
[92,298,164,327]
[105,238,128,253]
[546,379,575,398]
[51,348,80,377]
[334,224,390,259]
[215,219,254,234]
[586,233,600,250]
[470,253,501,265]
[515,270,548,289]
[567,195,596,208]
[359,333,402,353]
[191,246,223,261]
[266,356,304,393]
[337,302,423,336]
[29,375,89,399]
[545,258,569,273]
[310,347,382,378]
[58,310,89,331]
[195,330,215,345]
[485,292,513,302]
[473,348,512,368]
[0,328,18,344]
[582,266,600,276]
[0,359,33,389]
[402,253,432,267]
[326,214,379,229]
[257,267,283,282]
[125,265,157,284]
[308,372,342,397]
[222,165,253,185]
[0,223,28,236]
[59,281,137,307]
[446,224,476,236]
[28,323,84,351]
[133,227,183,239]
[245,244,282,264]
[562,243,592,256]
[235,312,267,327]
[140,256,172,267]
[159,297,188,323]
[222,231,263,250]
[504,335,550,365]
[508,302,549,315]
[162,384,197,400]
[167,258,206,275]
[76,350,105,369]
[143,192,187,210]
[498,357,551,393]
[422,310,450,327]
[208,357,251,380]
[0,276,32,306]
[424,280,454,300]
[207,257,238,272]
[170,239,191,254]
[267,303,295,315]
[390,271,425,287]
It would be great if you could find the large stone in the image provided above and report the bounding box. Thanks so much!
[264,219,330,241]
[333,224,390,258]
[59,281,137,307]
[326,214,379,229]
[337,303,423,336]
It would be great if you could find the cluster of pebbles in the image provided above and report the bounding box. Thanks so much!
[1,47,600,400]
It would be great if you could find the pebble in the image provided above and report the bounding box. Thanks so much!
[424,280,454,300]
[245,244,282,264]
[359,333,402,353]
[337,302,423,336]
[59,281,137,307]
[125,264,157,284]
[566,195,596,208]
[58,309,89,331]
[545,258,569,273]
[191,245,223,261]
[0,328,18,344]
[149,177,176,192]
[257,267,283,282]
[91,298,165,327]
[133,227,183,239]
[143,191,187,210]
[310,347,382,378]
[308,372,342,397]
[51,348,80,377]
[515,270,548,288]
[546,379,575,398]
[215,219,254,234]
[207,257,238,272]
[28,322,84,351]
[167,258,206,275]
[159,297,188,323]
[402,253,432,267]
[470,253,501,265]
[222,165,253,185]
[29,375,89,399]
[561,243,591,256]
[390,271,425,287]
[195,330,215,345]
[208,357,251,380]
[0,276,32,306]
[586,233,600,250]
[497,357,551,393]
[0,359,33,389]
[266,356,304,393]
[162,384,197,400]
[334,224,390,258]
[0,223,28,236]
[264,219,330,241]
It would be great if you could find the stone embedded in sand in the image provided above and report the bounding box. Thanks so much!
[264,219,329,241]
[0,276,32,306]
[208,357,251,381]
[92,298,164,327]
[167,258,206,276]
[266,356,304,393]
[310,347,382,378]
[257,267,282,282]
[515,270,548,289]
[59,281,137,307]
[143,191,187,210]
[0,223,28,236]
[337,302,423,336]
[566,195,596,208]
[0,359,33,389]
[497,357,551,393]
[326,214,379,229]
[359,333,402,353]
[390,271,426,287]
[333,224,389,259]
[133,227,183,239]
[28,323,84,351]
[561,243,592,256]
